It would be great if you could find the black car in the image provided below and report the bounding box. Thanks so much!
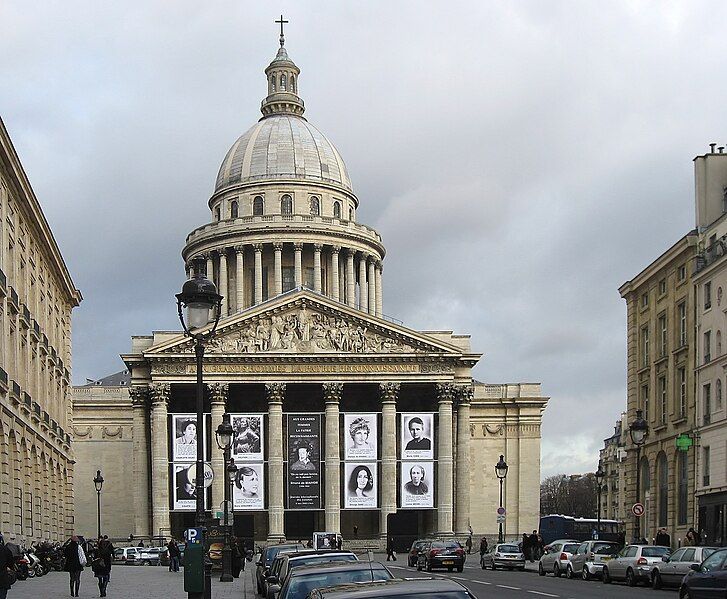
[278,561,393,599]
[407,540,433,567]
[417,540,466,573]
[307,578,474,599]
[265,550,358,599]
[679,547,727,598]
[256,543,306,595]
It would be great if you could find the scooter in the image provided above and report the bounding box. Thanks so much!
[14,554,30,580]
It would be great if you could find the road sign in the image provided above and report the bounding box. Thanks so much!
[632,502,645,517]
[497,514,506,523]
[184,527,203,544]
[187,463,214,488]
[497,507,506,516]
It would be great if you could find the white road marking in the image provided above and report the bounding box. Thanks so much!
[527,591,559,597]
[451,576,468,580]
[470,580,492,585]
[497,584,521,590]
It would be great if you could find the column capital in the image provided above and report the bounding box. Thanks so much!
[344,247,355,258]
[313,243,323,252]
[273,241,284,251]
[330,245,341,255]
[294,242,304,251]
[376,260,384,270]
[235,245,245,254]
[253,243,264,253]
[129,386,149,408]
[379,382,400,403]
[436,382,456,403]
[367,255,377,265]
[322,383,344,403]
[455,384,474,406]
[214,247,228,258]
[265,382,286,404]
[149,383,170,407]
[207,382,229,406]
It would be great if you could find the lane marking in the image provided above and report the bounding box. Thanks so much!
[470,580,492,585]
[451,576,468,580]
[497,584,521,590]
[527,592,559,597]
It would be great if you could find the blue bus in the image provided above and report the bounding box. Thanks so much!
[539,515,621,545]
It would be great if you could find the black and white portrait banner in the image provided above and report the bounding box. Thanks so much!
[400,413,434,460]
[172,463,210,510]
[400,461,434,508]
[343,413,377,461]
[287,414,321,509]
[230,414,263,461]
[232,463,264,510]
[344,463,377,509]
[171,414,207,463]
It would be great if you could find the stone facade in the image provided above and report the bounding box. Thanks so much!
[0,117,82,543]
[599,413,628,523]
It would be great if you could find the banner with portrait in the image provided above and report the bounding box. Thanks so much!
[400,413,434,460]
[232,463,265,510]
[344,462,378,509]
[172,463,210,510]
[343,413,378,461]
[171,414,207,463]
[400,461,434,508]
[286,414,321,509]
[230,414,264,461]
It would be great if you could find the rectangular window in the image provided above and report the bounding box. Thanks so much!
[641,292,649,308]
[704,330,712,364]
[641,326,650,367]
[704,383,712,425]
[304,267,314,289]
[678,367,687,418]
[282,266,295,292]
[705,281,712,310]
[659,314,667,357]
[641,384,650,423]
[678,302,687,346]
[678,264,687,282]
[659,279,667,295]
[703,447,711,487]
[659,376,667,424]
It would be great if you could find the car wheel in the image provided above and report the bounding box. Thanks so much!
[27,567,35,578]
[457,565,463,573]
[602,567,611,584]
[679,587,692,599]
[626,568,637,587]
[651,570,663,590]
[426,560,432,573]
[566,565,574,579]
[538,562,545,576]
[554,563,561,578]
[582,566,591,581]
[447,567,453,572]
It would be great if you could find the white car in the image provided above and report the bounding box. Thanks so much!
[480,543,525,571]
[538,539,580,577]
[566,540,619,580]
[602,544,671,586]
[135,547,165,566]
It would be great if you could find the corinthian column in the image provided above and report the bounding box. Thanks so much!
[330,246,340,301]
[254,244,263,305]
[273,242,283,297]
[294,243,303,288]
[375,262,383,317]
[436,383,455,537]
[454,385,473,536]
[379,382,399,539]
[149,383,171,538]
[323,383,343,532]
[368,258,376,315]
[130,386,151,537]
[266,383,286,542]
[218,249,229,316]
[206,253,214,282]
[208,383,228,510]
[313,244,322,293]
[345,249,355,307]
[235,246,245,312]
[358,255,368,311]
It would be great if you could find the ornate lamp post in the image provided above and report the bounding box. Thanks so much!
[93,470,104,539]
[495,454,508,543]
[177,256,223,599]
[215,414,236,582]
[595,462,605,540]
[629,409,648,542]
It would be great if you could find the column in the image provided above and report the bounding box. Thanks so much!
[208,383,228,511]
[266,383,286,541]
[454,385,473,536]
[358,254,368,311]
[375,262,383,317]
[345,249,355,307]
[273,242,283,297]
[149,383,171,538]
[379,383,399,539]
[330,246,340,301]
[294,243,303,288]
[206,254,214,282]
[323,383,343,532]
[339,259,345,304]
[130,386,151,538]
[313,244,322,293]
[436,383,455,537]
[218,249,229,316]
[254,243,263,305]
[368,258,376,315]
[235,246,245,312]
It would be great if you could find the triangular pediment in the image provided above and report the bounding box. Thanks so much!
[147,290,465,358]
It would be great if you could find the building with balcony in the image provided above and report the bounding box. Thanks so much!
[0,117,82,543]
[599,413,628,523]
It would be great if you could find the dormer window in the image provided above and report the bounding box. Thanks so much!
[333,201,341,219]
[253,196,264,216]
[310,197,320,216]
[281,195,293,215]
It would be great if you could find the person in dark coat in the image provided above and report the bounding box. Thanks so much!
[479,537,488,557]
[0,534,15,599]
[386,537,396,561]
[521,533,531,561]
[93,537,113,597]
[231,537,242,578]
[528,531,539,562]
[655,528,671,547]
[64,535,85,597]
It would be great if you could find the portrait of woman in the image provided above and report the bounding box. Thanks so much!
[235,466,260,498]
[344,414,377,460]
[348,418,371,450]
[347,464,374,497]
[232,463,265,510]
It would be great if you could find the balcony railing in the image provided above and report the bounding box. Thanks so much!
[0,267,6,293]
[696,236,727,272]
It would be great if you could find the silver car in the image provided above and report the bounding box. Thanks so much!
[602,544,671,586]
[538,539,580,577]
[649,546,718,589]
[566,540,619,580]
[480,543,525,571]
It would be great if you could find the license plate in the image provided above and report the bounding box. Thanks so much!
[442,560,454,565]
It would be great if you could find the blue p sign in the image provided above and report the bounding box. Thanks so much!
[185,527,202,544]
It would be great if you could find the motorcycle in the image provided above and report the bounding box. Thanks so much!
[14,554,30,581]
[26,550,44,577]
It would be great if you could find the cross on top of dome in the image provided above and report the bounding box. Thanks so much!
[262,16,305,117]
[275,14,288,47]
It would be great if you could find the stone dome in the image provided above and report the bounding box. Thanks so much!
[214,114,353,193]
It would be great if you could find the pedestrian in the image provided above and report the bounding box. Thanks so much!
[655,528,671,547]
[685,527,699,546]
[465,535,472,555]
[64,535,86,597]
[521,533,531,561]
[231,538,242,578]
[528,531,539,562]
[479,537,488,557]
[93,536,113,597]
[167,538,181,572]
[386,537,396,561]
[0,533,16,599]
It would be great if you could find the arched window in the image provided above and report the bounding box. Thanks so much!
[718,330,723,355]
[717,378,723,410]
[281,195,293,215]
[253,196,264,216]
[657,452,668,527]
[310,197,320,216]
[270,75,276,92]
[333,201,341,219]
[230,200,238,219]
[280,73,287,91]
[349,207,354,221]
[214,206,221,221]
[290,75,295,93]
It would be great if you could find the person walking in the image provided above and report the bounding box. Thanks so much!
[231,537,242,578]
[64,535,86,597]
[386,537,396,561]
[465,535,472,555]
[93,537,113,597]
[685,527,700,546]
[479,537,488,560]
[0,534,15,599]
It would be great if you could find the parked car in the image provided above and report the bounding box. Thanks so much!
[123,547,142,565]
[256,543,306,595]
[408,539,433,567]
[679,547,727,598]
[537,539,580,577]
[265,550,358,599]
[416,540,466,572]
[602,544,671,586]
[480,543,525,571]
[566,540,619,580]
[307,577,475,599]
[114,547,141,564]
[277,561,393,599]
[650,546,718,589]
[135,547,165,566]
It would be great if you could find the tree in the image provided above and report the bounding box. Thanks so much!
[540,473,598,518]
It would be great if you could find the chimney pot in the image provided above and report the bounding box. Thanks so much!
[710,143,717,153]
[720,147,725,154]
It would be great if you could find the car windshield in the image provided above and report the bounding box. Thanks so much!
[432,542,461,550]
[642,547,670,558]
[498,545,520,553]
[563,544,579,553]
[290,555,357,570]
[267,546,302,566]
[703,548,717,559]
[285,568,392,599]
[593,543,618,555]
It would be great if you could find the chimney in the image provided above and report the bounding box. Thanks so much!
[710,143,717,153]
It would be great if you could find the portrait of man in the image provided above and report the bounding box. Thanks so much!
[400,461,433,508]
[401,414,434,459]
[290,442,316,471]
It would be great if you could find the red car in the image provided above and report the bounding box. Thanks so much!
[417,540,466,573]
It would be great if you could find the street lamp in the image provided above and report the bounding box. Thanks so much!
[629,409,648,542]
[215,414,235,582]
[495,454,508,543]
[595,462,605,540]
[177,256,223,599]
[93,470,104,539]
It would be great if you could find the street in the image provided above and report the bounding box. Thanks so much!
[8,554,681,599]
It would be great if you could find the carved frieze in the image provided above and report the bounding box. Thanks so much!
[72,426,92,439]
[102,426,123,439]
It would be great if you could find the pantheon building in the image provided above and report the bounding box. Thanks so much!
[74,31,548,548]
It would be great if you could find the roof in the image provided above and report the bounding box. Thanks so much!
[314,578,467,599]
[82,369,131,387]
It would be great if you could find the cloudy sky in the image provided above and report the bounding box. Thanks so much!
[3,1,726,478]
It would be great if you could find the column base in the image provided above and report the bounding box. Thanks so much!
[267,534,286,544]
[435,531,455,539]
